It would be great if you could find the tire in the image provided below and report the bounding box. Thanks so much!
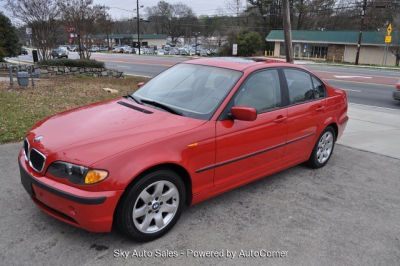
[307,126,336,168]
[116,169,186,242]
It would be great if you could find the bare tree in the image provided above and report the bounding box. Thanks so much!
[59,0,108,59]
[7,0,61,60]
[146,1,197,44]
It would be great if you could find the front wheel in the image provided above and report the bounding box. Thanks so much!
[307,126,335,168]
[116,169,185,242]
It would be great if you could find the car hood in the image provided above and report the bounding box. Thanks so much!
[28,99,205,165]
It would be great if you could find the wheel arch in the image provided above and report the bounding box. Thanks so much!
[327,122,338,141]
[115,162,193,212]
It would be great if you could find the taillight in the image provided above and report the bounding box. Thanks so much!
[396,81,400,90]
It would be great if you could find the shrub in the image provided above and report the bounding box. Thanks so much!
[38,59,105,68]
[237,31,263,57]
[219,30,264,57]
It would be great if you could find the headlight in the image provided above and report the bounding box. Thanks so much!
[47,161,108,185]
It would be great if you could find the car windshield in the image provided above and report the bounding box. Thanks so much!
[133,63,242,120]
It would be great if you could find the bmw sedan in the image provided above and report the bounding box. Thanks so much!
[19,57,348,241]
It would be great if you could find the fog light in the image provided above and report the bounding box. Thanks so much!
[84,170,108,184]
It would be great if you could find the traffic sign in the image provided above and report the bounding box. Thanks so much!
[385,35,392,43]
[25,27,32,35]
[387,24,392,36]
[232,44,238,56]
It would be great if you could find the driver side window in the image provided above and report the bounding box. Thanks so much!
[234,69,281,113]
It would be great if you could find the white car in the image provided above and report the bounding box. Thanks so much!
[121,46,132,53]
[90,46,100,52]
[112,46,122,53]
[156,49,165,55]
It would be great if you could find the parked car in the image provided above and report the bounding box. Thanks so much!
[199,49,208,56]
[188,49,196,56]
[156,49,165,55]
[393,80,400,101]
[19,57,348,242]
[112,46,123,53]
[20,47,28,55]
[68,45,78,52]
[99,46,109,52]
[178,48,188,56]
[121,46,132,53]
[51,48,68,59]
[90,46,100,52]
[169,47,179,55]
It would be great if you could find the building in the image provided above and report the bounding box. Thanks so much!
[266,30,398,66]
[92,34,167,48]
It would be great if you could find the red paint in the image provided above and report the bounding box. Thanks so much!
[137,82,145,88]
[20,58,348,232]
[231,106,257,121]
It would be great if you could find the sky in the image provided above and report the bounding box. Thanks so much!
[1,0,247,25]
[94,0,247,19]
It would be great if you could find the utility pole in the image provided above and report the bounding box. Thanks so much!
[282,0,293,63]
[137,0,141,55]
[236,0,240,26]
[355,0,367,65]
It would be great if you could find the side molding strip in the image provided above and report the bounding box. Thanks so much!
[195,132,316,173]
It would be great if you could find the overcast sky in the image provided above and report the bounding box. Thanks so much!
[1,0,247,25]
[94,0,246,19]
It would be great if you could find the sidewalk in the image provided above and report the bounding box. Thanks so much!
[338,103,400,159]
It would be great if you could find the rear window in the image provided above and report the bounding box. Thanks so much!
[284,69,314,104]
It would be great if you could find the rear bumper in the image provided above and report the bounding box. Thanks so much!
[393,91,400,101]
[18,152,123,232]
[337,116,348,140]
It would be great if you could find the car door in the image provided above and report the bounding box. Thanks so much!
[214,69,288,187]
[282,68,327,163]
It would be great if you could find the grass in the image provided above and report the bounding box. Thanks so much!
[0,75,149,144]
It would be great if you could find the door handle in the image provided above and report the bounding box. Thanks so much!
[273,115,287,123]
[315,106,325,112]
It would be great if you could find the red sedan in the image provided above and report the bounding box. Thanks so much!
[19,57,348,241]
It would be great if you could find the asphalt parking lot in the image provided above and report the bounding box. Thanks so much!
[1,142,399,265]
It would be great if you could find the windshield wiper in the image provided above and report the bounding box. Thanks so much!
[124,94,142,105]
[140,99,183,116]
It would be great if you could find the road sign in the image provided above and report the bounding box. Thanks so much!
[25,27,32,35]
[387,24,392,36]
[385,35,392,43]
[232,44,238,56]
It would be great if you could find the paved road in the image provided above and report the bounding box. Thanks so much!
[7,52,400,108]
[92,54,400,109]
[1,143,399,266]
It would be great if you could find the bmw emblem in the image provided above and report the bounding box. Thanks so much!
[152,203,159,210]
[34,135,43,142]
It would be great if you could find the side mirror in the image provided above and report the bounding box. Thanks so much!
[137,82,145,88]
[231,106,257,121]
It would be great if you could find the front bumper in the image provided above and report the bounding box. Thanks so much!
[393,91,400,101]
[18,152,124,232]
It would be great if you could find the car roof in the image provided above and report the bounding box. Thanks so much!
[185,57,293,71]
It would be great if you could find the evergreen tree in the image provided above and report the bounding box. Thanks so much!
[0,12,20,61]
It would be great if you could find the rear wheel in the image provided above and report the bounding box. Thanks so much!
[307,126,335,168]
[117,169,185,242]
